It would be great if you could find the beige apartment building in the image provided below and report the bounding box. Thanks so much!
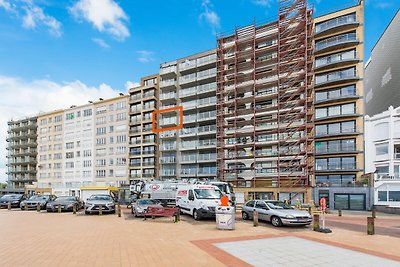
[128,74,159,182]
[313,1,368,210]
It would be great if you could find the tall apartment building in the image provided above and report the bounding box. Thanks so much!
[364,9,400,208]
[128,74,159,182]
[313,1,368,210]
[36,109,65,194]
[36,95,129,196]
[6,116,38,189]
[159,50,217,180]
[216,0,314,202]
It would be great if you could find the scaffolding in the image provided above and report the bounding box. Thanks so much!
[216,0,314,199]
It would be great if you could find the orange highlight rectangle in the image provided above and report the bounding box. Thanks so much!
[152,106,183,133]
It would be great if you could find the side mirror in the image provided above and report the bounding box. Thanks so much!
[188,196,194,201]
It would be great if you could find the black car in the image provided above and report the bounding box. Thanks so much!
[46,196,84,212]
[0,194,27,208]
[20,195,57,210]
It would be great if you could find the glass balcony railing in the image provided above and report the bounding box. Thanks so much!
[315,32,357,52]
[315,51,357,68]
[315,13,357,34]
[315,68,357,85]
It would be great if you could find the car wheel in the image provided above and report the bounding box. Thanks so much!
[242,211,249,220]
[85,211,89,215]
[271,216,282,227]
[193,209,201,221]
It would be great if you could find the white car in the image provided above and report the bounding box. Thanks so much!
[242,200,312,227]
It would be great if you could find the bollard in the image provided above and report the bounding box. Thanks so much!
[99,205,103,216]
[308,207,312,215]
[58,204,61,213]
[7,202,11,210]
[313,214,320,231]
[177,208,181,222]
[73,204,77,214]
[367,216,375,235]
[117,204,121,218]
[338,209,342,217]
[25,204,28,211]
[372,208,376,219]
[37,203,41,212]
[253,211,259,227]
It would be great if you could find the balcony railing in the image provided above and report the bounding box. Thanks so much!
[315,13,357,34]
[315,32,357,52]
[316,144,356,154]
[315,68,357,85]
[316,163,357,171]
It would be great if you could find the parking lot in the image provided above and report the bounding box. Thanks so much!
[1,208,400,266]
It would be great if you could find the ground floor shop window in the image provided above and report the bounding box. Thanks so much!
[334,193,365,210]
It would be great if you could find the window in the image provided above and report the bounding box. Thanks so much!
[255,201,267,209]
[116,101,126,110]
[96,159,106,167]
[389,191,400,202]
[66,142,74,149]
[83,160,91,167]
[315,67,356,84]
[83,109,92,117]
[96,106,106,114]
[96,138,106,145]
[116,113,127,121]
[66,162,74,168]
[96,116,106,125]
[66,113,75,120]
[376,166,389,175]
[116,135,127,143]
[54,153,62,160]
[66,152,74,159]
[376,143,389,156]
[245,201,255,207]
[96,170,106,177]
[54,115,62,122]
[316,121,356,136]
[83,150,92,157]
[54,125,62,132]
[96,127,106,135]
[378,191,387,201]
[316,103,355,119]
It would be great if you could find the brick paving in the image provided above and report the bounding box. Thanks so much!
[0,209,400,267]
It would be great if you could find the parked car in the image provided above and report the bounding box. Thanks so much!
[242,200,312,227]
[46,196,84,212]
[131,199,163,217]
[85,194,115,215]
[20,195,57,210]
[0,194,27,208]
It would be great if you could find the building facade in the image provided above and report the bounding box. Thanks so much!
[159,50,217,181]
[365,106,400,207]
[6,116,38,189]
[36,95,129,197]
[313,1,368,210]
[128,74,159,182]
[216,0,314,203]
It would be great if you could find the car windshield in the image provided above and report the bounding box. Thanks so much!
[29,195,49,201]
[213,184,227,194]
[55,196,76,202]
[266,201,293,210]
[89,195,112,201]
[138,199,158,205]
[0,194,21,200]
[194,189,222,199]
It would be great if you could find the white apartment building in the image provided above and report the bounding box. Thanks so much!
[365,106,400,207]
[36,95,130,196]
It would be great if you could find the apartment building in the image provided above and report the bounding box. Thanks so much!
[93,96,130,187]
[36,110,65,194]
[6,117,38,189]
[365,106,400,207]
[313,1,368,210]
[128,74,159,182]
[36,95,129,196]
[159,50,217,180]
[364,10,400,208]
[216,0,314,202]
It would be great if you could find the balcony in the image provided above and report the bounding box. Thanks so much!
[316,163,358,172]
[315,144,358,155]
[315,13,359,37]
[315,33,358,54]
[160,158,176,163]
[160,65,177,75]
[315,68,358,88]
[160,79,176,88]
[160,92,177,100]
[315,51,359,71]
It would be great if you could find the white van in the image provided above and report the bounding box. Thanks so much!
[176,184,223,220]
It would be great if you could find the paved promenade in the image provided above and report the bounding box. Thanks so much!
[0,208,399,266]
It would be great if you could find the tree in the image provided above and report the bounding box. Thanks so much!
[0,183,7,189]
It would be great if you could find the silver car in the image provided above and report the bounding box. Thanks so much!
[85,194,116,215]
[131,199,163,217]
[242,200,312,227]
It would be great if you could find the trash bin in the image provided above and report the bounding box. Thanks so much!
[216,206,235,230]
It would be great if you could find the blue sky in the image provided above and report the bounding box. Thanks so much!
[0,0,399,183]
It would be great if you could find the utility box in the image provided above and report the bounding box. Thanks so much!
[216,206,235,230]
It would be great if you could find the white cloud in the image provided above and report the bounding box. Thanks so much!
[69,0,130,41]
[125,81,140,90]
[199,0,220,30]
[137,50,154,63]
[0,0,62,37]
[374,1,392,9]
[92,37,110,48]
[0,0,15,12]
[21,3,62,37]
[0,75,121,183]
